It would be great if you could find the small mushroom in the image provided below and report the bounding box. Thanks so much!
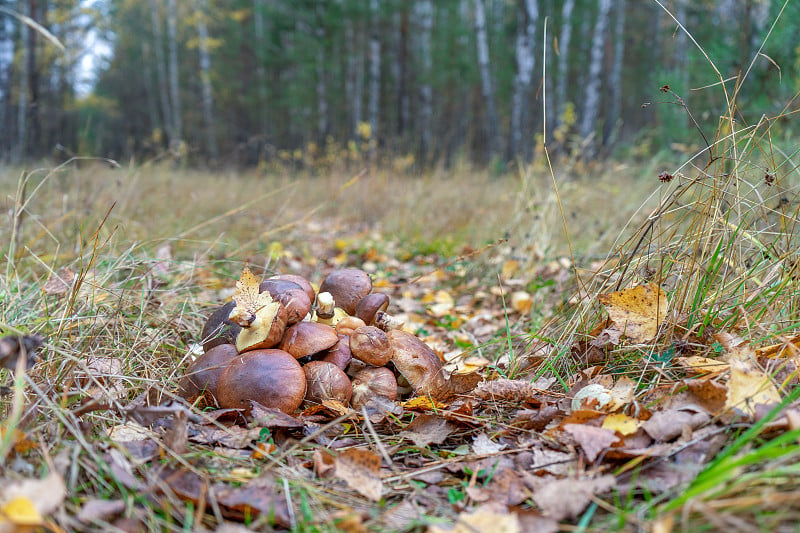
[350,367,398,409]
[321,335,352,370]
[319,268,372,315]
[200,301,241,351]
[387,330,450,398]
[335,316,367,337]
[259,279,312,324]
[178,343,239,403]
[350,326,393,366]
[269,274,316,303]
[279,321,338,359]
[303,361,352,405]
[217,349,306,414]
[354,293,390,325]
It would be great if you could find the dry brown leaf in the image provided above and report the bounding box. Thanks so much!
[685,378,728,415]
[429,504,521,533]
[215,482,290,526]
[674,356,729,376]
[0,334,45,371]
[641,406,709,442]
[532,475,615,520]
[598,283,668,343]
[400,414,456,448]
[563,424,620,462]
[756,334,800,358]
[472,432,506,455]
[77,499,126,524]
[726,358,781,417]
[162,410,188,455]
[43,267,76,295]
[334,448,383,501]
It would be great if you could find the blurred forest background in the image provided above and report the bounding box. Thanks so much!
[0,0,795,169]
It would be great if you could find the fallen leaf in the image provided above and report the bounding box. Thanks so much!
[532,475,615,520]
[77,499,126,524]
[43,267,76,295]
[474,379,540,403]
[429,504,521,533]
[602,413,640,436]
[215,482,290,526]
[402,396,448,410]
[675,356,728,376]
[334,448,383,501]
[641,406,709,442]
[510,291,533,314]
[472,433,506,455]
[400,414,455,448]
[563,424,620,462]
[0,471,66,531]
[726,358,781,417]
[598,283,668,343]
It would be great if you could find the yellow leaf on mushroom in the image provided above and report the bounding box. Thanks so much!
[228,266,275,327]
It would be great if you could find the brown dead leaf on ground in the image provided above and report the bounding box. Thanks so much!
[563,424,620,462]
[598,283,668,343]
[641,405,710,442]
[532,475,616,520]
[333,448,383,501]
[400,414,456,448]
[429,504,522,533]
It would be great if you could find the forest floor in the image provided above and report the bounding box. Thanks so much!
[1,150,800,532]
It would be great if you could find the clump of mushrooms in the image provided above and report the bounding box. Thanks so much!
[182,267,466,415]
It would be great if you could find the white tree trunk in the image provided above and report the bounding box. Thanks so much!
[367,0,381,145]
[555,0,574,124]
[578,0,611,155]
[509,0,538,160]
[416,0,433,161]
[150,0,172,143]
[167,0,182,145]
[473,0,500,159]
[195,0,217,159]
[603,0,625,145]
[14,20,28,162]
[344,18,364,137]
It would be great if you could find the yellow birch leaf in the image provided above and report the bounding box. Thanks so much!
[725,358,781,417]
[602,413,641,436]
[598,283,668,343]
[1,496,43,526]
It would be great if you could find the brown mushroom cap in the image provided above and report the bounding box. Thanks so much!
[270,274,316,303]
[178,343,239,402]
[387,330,449,398]
[321,334,353,370]
[201,301,242,351]
[217,349,306,414]
[335,316,367,337]
[350,367,398,409]
[319,268,372,315]
[303,361,352,404]
[350,325,393,366]
[279,321,338,359]
[355,293,390,326]
[259,279,312,325]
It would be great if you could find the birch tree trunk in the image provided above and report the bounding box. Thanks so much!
[14,18,29,163]
[416,0,433,161]
[150,0,172,143]
[344,18,364,138]
[253,0,268,133]
[509,0,538,161]
[393,2,409,141]
[473,0,500,160]
[578,0,611,156]
[603,0,625,146]
[555,0,574,126]
[27,0,40,157]
[167,0,182,146]
[367,0,380,146]
[195,0,218,160]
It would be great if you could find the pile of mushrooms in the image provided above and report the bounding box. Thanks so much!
[179,268,451,415]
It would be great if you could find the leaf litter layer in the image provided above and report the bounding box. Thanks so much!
[2,108,800,530]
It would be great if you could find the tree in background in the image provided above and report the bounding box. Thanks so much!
[0,0,798,169]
